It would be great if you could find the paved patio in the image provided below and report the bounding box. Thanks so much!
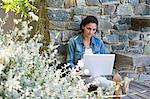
[123,80,150,99]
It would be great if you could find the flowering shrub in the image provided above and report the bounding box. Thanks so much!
[0,15,106,99]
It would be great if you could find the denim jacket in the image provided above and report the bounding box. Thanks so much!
[67,34,110,67]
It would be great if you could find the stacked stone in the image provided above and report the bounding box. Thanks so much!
[46,0,150,62]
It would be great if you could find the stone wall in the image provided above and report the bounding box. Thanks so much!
[46,0,150,62]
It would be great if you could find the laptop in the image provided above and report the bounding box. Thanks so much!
[83,54,115,77]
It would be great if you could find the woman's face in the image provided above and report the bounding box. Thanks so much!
[82,23,97,39]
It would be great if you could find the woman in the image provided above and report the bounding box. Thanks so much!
[67,16,110,67]
[67,16,129,98]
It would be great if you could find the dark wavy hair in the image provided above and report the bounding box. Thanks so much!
[80,16,98,32]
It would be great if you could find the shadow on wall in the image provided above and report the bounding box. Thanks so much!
[57,43,68,64]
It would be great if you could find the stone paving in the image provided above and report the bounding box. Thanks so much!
[123,80,150,99]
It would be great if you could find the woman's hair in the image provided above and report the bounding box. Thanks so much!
[80,16,98,32]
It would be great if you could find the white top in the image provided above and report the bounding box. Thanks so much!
[84,47,93,55]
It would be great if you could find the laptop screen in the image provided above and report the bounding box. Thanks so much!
[83,54,115,77]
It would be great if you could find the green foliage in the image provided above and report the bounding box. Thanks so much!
[1,0,37,17]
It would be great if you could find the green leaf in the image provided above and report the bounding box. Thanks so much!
[1,0,37,17]
[2,5,11,13]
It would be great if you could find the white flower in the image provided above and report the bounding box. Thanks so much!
[84,69,90,75]
[7,40,14,45]
[21,21,28,34]
[0,64,4,74]
[77,59,84,68]
[13,19,22,24]
[28,26,33,31]
[29,12,39,21]
[6,74,21,92]
[0,49,10,65]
